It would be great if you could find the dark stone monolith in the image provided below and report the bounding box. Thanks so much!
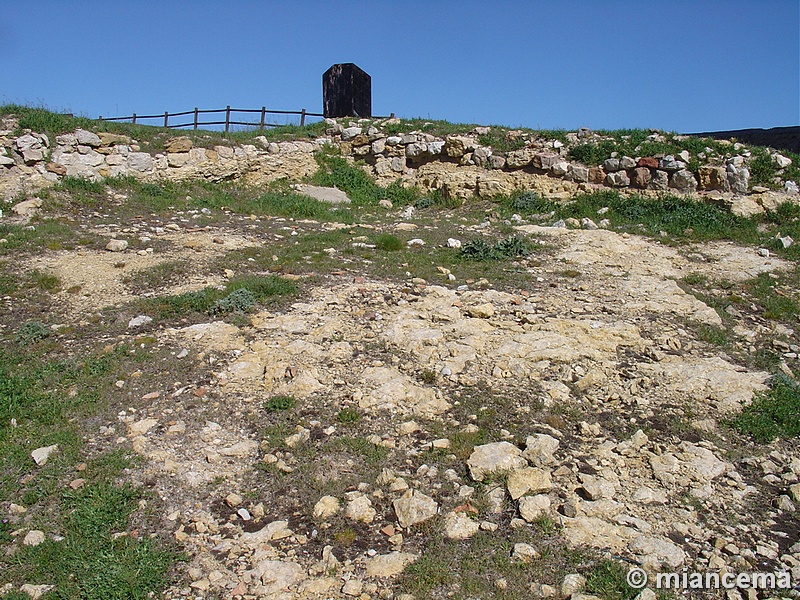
[323,63,371,118]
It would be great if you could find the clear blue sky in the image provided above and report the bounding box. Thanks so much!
[1,1,798,133]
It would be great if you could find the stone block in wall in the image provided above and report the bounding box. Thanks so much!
[619,156,636,169]
[75,129,101,147]
[588,167,605,184]
[532,153,560,170]
[605,171,630,187]
[472,147,492,168]
[406,143,428,160]
[506,148,534,169]
[669,169,698,193]
[550,161,569,176]
[727,165,750,194]
[98,132,131,146]
[632,167,652,188]
[371,138,387,154]
[603,158,621,173]
[168,153,190,168]
[445,136,471,158]
[650,170,669,191]
[565,165,589,183]
[698,166,729,191]
[638,157,659,169]
[659,156,685,171]
[128,152,154,172]
[488,155,506,170]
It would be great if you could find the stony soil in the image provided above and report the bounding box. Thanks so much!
[3,193,800,600]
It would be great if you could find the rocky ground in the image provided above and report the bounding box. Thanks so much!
[1,112,799,599]
[2,183,799,600]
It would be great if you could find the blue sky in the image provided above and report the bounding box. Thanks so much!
[1,1,798,133]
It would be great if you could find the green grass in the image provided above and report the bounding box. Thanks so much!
[374,233,404,251]
[744,272,800,320]
[137,274,297,320]
[584,560,639,600]
[0,342,178,598]
[311,151,419,207]
[729,374,800,442]
[0,221,86,255]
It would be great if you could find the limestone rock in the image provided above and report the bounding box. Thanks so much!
[23,530,45,546]
[250,559,304,595]
[31,445,58,466]
[345,495,376,523]
[365,552,419,577]
[523,434,560,466]
[629,535,686,569]
[75,129,101,147]
[105,238,128,252]
[519,494,552,522]
[507,467,553,500]
[467,442,527,482]
[313,495,340,519]
[165,137,193,153]
[512,542,541,562]
[393,489,438,528]
[443,511,479,539]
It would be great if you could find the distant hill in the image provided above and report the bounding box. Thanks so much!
[688,126,799,154]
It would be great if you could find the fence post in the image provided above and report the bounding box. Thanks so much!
[132,113,137,125]
[225,105,231,133]
[193,107,199,130]
[260,107,266,129]
[164,111,169,128]
[300,109,306,127]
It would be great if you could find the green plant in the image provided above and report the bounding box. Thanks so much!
[336,408,361,424]
[508,190,554,214]
[584,560,639,600]
[729,374,800,442]
[265,395,296,412]
[16,321,51,343]
[30,270,61,292]
[460,235,532,261]
[748,148,778,187]
[211,288,256,314]
[419,368,437,384]
[374,233,403,251]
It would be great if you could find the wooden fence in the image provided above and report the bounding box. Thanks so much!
[98,106,325,132]
[99,106,396,132]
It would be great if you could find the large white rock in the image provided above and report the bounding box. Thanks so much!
[523,434,560,466]
[365,552,419,577]
[312,495,340,519]
[31,444,58,466]
[506,467,553,500]
[467,441,527,482]
[629,535,686,569]
[443,511,479,539]
[392,489,438,528]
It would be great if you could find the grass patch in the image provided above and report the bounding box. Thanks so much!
[311,152,419,207]
[729,374,800,442]
[138,274,297,320]
[744,272,800,320]
[584,560,639,600]
[374,233,404,251]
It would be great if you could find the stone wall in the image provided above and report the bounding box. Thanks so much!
[1,117,798,216]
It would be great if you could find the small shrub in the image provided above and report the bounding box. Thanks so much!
[748,149,778,186]
[374,234,403,251]
[211,288,256,314]
[419,369,437,384]
[460,236,532,261]
[460,239,498,261]
[265,395,296,412]
[17,321,51,343]
[31,270,61,292]
[337,408,361,424]
[494,235,531,257]
[509,191,553,214]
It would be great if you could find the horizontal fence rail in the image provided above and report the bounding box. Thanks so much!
[99,106,395,132]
